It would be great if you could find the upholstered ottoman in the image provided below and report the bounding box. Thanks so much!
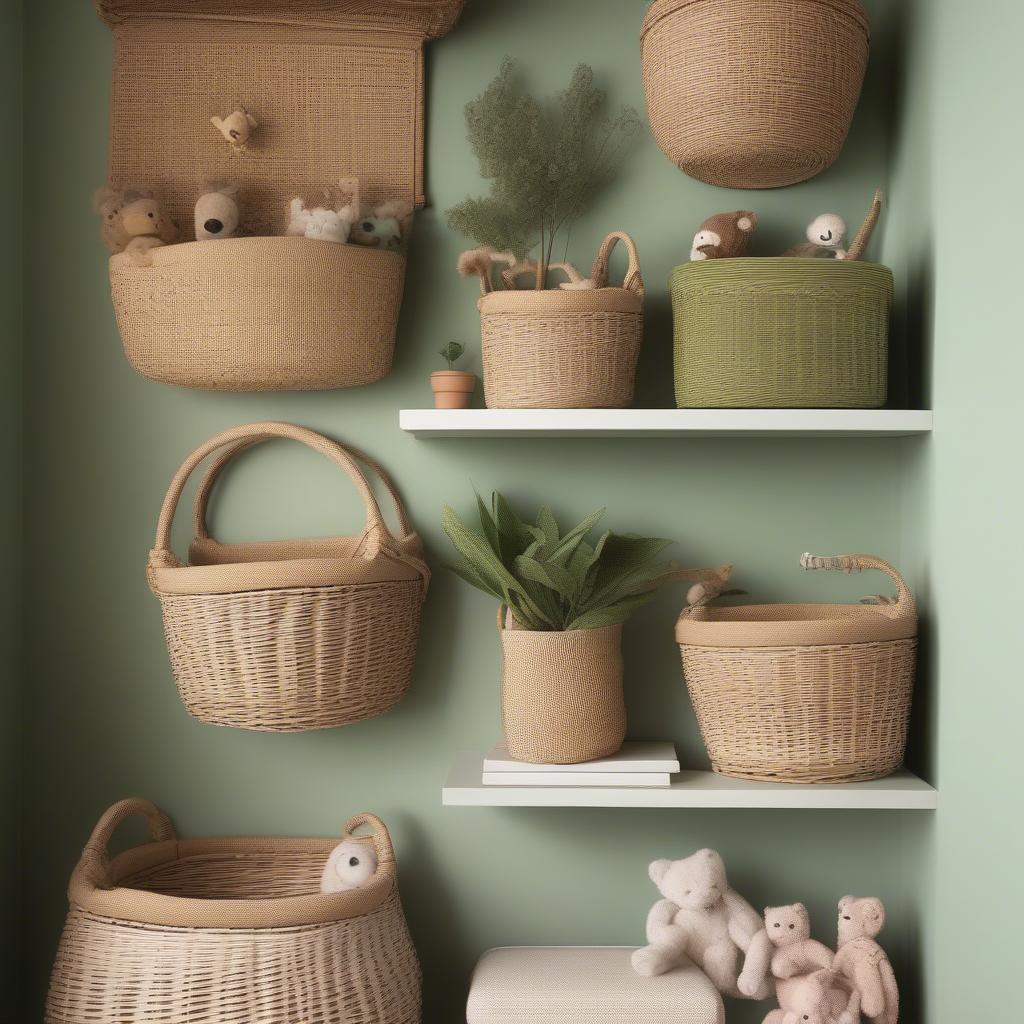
[466,946,725,1023]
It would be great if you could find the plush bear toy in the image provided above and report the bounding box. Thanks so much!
[194,185,240,241]
[765,967,860,1024]
[689,211,757,261]
[94,187,177,265]
[834,896,898,1024]
[319,840,378,894]
[766,903,835,977]
[632,848,773,1000]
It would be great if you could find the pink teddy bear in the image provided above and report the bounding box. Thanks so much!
[833,896,899,1024]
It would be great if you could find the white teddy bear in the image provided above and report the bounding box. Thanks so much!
[319,839,378,893]
[286,197,354,244]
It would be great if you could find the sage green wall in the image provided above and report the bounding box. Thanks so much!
[22,2,935,1021]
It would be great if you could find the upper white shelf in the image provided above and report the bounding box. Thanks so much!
[443,753,937,810]
[400,409,933,438]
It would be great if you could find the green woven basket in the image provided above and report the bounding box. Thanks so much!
[671,258,893,408]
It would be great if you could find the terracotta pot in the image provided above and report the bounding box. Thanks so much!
[431,370,476,409]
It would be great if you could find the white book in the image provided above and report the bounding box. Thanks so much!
[482,771,672,787]
[483,740,680,775]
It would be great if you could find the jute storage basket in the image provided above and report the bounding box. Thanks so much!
[480,232,644,409]
[148,421,430,732]
[640,0,870,188]
[676,554,917,784]
[46,799,421,1024]
[95,0,464,390]
[671,259,892,408]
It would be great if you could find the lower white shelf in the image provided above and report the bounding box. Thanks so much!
[442,753,937,809]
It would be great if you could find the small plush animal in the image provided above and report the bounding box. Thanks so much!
[766,968,860,1024]
[286,197,354,244]
[350,201,412,252]
[94,187,177,265]
[319,840,378,894]
[194,185,240,241]
[632,848,773,1000]
[784,213,848,259]
[690,211,757,261]
[210,107,258,151]
[833,896,898,1024]
[766,903,834,977]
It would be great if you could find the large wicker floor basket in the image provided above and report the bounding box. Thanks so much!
[640,0,869,188]
[46,799,421,1024]
[148,422,430,732]
[480,232,644,409]
[676,554,916,783]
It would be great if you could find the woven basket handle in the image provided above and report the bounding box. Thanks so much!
[343,812,395,865]
[191,436,416,542]
[591,231,644,295]
[80,798,176,890]
[151,422,394,563]
[800,552,916,618]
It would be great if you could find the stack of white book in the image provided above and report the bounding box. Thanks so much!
[482,741,680,787]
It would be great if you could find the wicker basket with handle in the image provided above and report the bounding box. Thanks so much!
[676,553,917,783]
[148,421,430,732]
[480,232,645,409]
[640,0,870,189]
[46,799,420,1024]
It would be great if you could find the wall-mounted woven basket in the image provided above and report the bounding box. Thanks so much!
[671,259,892,408]
[640,0,870,188]
[95,0,464,391]
[46,799,420,1024]
[480,232,645,409]
[676,554,917,784]
[147,421,430,732]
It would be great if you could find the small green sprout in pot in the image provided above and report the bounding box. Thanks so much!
[431,341,476,409]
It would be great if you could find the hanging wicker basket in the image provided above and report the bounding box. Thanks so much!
[46,799,421,1024]
[676,553,916,784]
[480,232,645,409]
[147,421,430,732]
[640,0,870,188]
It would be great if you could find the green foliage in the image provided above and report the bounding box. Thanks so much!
[446,58,641,288]
[442,492,684,631]
[439,341,465,370]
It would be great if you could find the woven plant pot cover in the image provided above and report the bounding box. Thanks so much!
[148,422,430,733]
[640,0,870,188]
[46,800,421,1024]
[671,259,892,408]
[480,232,644,409]
[676,554,917,784]
[499,610,625,764]
[95,1,464,390]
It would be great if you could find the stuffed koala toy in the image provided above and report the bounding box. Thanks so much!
[195,185,240,241]
[94,187,177,265]
[833,897,898,1024]
[319,839,378,894]
[690,210,757,261]
[286,197,354,244]
[632,848,773,1000]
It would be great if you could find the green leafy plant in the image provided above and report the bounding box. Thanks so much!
[446,58,641,290]
[439,341,465,370]
[442,491,694,631]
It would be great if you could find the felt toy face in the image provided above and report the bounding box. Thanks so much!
[838,895,885,944]
[320,840,378,893]
[649,848,728,911]
[806,213,847,249]
[351,215,402,251]
[120,197,171,240]
[194,188,240,241]
[783,969,835,1024]
[765,903,811,946]
[690,211,757,260]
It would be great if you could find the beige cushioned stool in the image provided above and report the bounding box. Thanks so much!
[466,946,725,1024]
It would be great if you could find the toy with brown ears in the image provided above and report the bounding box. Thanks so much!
[689,211,758,260]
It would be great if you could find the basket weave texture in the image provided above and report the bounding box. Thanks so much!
[676,554,917,784]
[671,259,892,409]
[148,422,430,733]
[499,610,625,764]
[640,0,869,188]
[46,800,421,1024]
[480,232,644,409]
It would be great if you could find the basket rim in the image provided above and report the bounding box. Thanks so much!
[479,286,642,316]
[670,257,892,284]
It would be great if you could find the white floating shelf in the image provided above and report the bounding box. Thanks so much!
[443,753,937,810]
[400,409,932,439]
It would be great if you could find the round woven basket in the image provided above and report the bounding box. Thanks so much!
[110,236,405,391]
[676,554,916,784]
[499,608,625,764]
[671,259,892,408]
[640,0,870,188]
[46,799,420,1024]
[148,422,430,732]
[479,232,644,409]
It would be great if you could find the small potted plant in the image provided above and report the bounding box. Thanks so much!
[431,341,476,409]
[443,491,728,764]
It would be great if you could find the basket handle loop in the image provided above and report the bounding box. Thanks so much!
[800,552,916,618]
[80,798,176,891]
[343,812,395,865]
[151,422,393,562]
[673,565,735,624]
[591,231,644,295]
